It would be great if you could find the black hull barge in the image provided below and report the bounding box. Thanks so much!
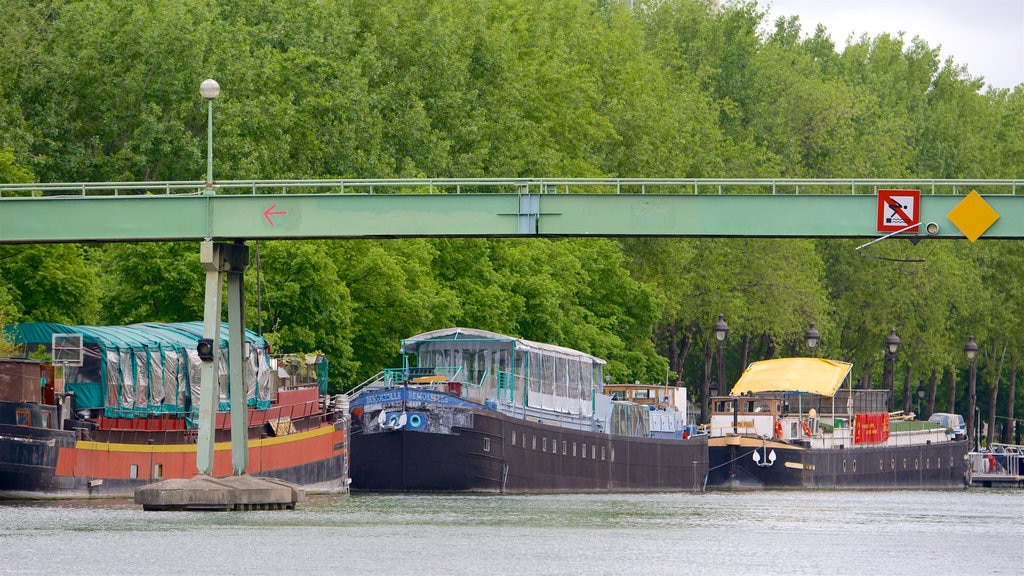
[707,357,970,490]
[350,328,707,493]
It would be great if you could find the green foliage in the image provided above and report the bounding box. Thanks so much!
[94,242,205,323]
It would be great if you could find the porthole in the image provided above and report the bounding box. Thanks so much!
[903,457,908,469]
[532,435,536,450]
[582,443,587,457]
[610,447,615,462]
[843,459,847,473]
[592,445,596,459]
[852,459,857,472]
[512,430,516,445]
[601,446,606,461]
[483,437,491,452]
[543,437,548,452]
[926,458,930,469]
[562,441,567,455]
[914,458,919,470]
[891,457,896,470]
[879,459,884,471]
[573,443,577,456]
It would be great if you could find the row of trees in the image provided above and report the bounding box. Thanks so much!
[0,1,1021,442]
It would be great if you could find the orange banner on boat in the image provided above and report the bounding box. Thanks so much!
[854,413,890,444]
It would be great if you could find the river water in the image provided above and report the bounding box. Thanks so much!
[1,490,1021,575]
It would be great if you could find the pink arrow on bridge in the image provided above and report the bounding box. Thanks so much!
[264,203,287,227]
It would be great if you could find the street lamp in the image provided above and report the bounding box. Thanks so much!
[804,322,821,357]
[916,379,925,418]
[200,78,221,190]
[964,335,979,450]
[883,328,900,412]
[702,314,728,426]
[713,313,728,397]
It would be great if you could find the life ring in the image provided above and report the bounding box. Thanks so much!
[774,420,783,438]
[801,421,812,437]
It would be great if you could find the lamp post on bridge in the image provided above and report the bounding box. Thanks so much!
[200,79,220,190]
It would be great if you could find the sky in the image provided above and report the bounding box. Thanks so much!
[758,0,1024,90]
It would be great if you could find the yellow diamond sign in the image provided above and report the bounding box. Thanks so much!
[947,190,999,242]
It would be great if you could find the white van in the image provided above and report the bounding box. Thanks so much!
[928,413,967,439]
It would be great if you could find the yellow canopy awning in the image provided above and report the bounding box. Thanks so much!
[729,357,853,397]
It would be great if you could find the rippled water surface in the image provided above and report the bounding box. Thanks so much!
[1,490,1021,575]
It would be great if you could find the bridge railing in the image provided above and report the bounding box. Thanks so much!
[1,178,1021,198]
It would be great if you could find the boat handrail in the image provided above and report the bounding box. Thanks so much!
[347,371,387,396]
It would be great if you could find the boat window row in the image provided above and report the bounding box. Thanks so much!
[509,430,613,461]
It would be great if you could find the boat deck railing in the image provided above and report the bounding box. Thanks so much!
[968,444,1024,487]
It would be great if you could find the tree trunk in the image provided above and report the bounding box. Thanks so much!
[902,364,913,415]
[700,340,712,425]
[1004,367,1017,444]
[947,369,957,414]
[739,334,750,375]
[926,369,938,418]
[666,324,679,384]
[987,343,1007,448]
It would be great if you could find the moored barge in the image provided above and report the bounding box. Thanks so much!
[706,357,970,490]
[349,328,707,493]
[1,322,349,498]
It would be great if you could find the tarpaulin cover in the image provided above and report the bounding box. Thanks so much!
[729,357,853,397]
[3,321,271,417]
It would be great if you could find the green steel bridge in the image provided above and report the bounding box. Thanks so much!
[1,178,1021,243]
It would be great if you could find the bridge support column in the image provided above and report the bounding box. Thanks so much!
[196,240,250,476]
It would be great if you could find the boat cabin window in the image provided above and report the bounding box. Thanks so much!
[741,400,774,414]
[712,400,733,413]
[633,389,650,399]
